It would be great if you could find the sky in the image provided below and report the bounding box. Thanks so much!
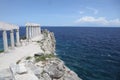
[0,0,120,27]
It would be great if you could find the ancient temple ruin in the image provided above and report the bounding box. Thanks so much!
[0,22,41,53]
[25,23,41,41]
[0,22,20,52]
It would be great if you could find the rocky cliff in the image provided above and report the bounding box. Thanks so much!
[33,29,81,80]
[40,29,56,54]
[0,29,82,80]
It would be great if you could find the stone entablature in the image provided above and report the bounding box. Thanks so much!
[0,22,18,30]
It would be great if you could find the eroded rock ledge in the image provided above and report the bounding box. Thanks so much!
[0,29,82,80]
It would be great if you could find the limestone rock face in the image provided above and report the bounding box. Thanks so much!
[42,73,52,80]
[41,29,56,54]
[45,62,65,79]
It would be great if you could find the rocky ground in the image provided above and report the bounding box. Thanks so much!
[0,29,82,80]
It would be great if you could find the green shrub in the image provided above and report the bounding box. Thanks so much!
[34,55,46,62]
[37,41,41,43]
[34,54,55,62]
[0,50,3,53]
[45,54,55,58]
[26,56,32,60]
[16,60,21,64]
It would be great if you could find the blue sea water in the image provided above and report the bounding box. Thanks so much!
[0,27,120,80]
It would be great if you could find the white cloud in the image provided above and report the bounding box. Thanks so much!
[75,16,120,26]
[86,7,98,14]
[109,19,120,25]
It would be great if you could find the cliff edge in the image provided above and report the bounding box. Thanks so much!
[0,29,82,80]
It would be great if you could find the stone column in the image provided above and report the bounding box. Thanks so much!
[3,30,8,52]
[29,26,31,39]
[26,26,29,40]
[35,26,38,36]
[33,26,35,37]
[31,26,34,38]
[29,26,31,38]
[28,26,29,39]
[32,26,34,38]
[34,26,37,37]
[10,30,15,49]
[30,26,32,38]
[16,29,20,46]
[38,26,41,35]
[37,26,39,35]
[33,27,35,37]
[36,26,38,35]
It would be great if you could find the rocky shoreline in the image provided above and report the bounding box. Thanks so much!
[0,29,82,80]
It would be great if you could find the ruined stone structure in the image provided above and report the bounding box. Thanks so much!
[0,22,20,52]
[25,23,41,41]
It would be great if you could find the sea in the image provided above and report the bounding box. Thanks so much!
[0,27,120,80]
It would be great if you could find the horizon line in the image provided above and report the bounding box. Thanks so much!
[19,26,120,27]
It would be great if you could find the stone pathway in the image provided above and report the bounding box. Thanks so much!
[0,36,43,70]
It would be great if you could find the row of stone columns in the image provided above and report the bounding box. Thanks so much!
[26,26,41,40]
[3,29,20,52]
